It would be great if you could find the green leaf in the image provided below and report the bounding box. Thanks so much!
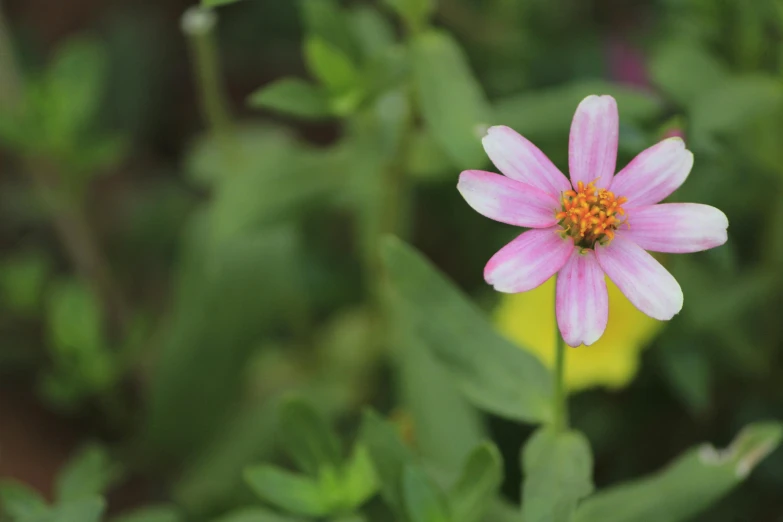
[304,37,360,93]
[56,445,121,503]
[384,0,436,30]
[448,444,503,522]
[244,466,330,517]
[395,318,485,471]
[174,400,278,512]
[32,497,106,522]
[184,124,293,186]
[143,225,308,462]
[0,480,48,519]
[348,6,396,62]
[381,237,553,423]
[521,429,594,522]
[202,0,243,7]
[299,0,359,64]
[207,142,343,243]
[342,444,379,508]
[402,466,451,522]
[690,75,783,139]
[359,410,416,513]
[279,397,343,476]
[69,134,128,177]
[46,280,104,357]
[572,422,783,522]
[212,508,304,522]
[406,127,454,182]
[111,505,181,522]
[649,39,727,108]
[44,38,108,142]
[248,78,331,119]
[0,251,50,315]
[411,30,490,169]
[493,81,663,140]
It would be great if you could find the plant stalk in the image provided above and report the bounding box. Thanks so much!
[0,6,128,337]
[552,278,569,432]
[182,6,236,154]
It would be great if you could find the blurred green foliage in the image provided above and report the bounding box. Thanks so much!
[0,0,782,521]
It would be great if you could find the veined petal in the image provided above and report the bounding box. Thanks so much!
[485,228,574,293]
[458,170,559,228]
[624,203,728,253]
[569,95,619,189]
[596,236,683,320]
[482,126,572,199]
[610,138,694,207]
[556,250,608,347]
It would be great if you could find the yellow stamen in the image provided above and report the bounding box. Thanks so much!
[556,180,627,248]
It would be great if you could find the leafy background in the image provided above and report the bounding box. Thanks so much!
[0,0,782,521]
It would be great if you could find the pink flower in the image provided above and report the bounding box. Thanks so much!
[458,95,728,347]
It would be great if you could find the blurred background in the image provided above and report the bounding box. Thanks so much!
[0,0,782,520]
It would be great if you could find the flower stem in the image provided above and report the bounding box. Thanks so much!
[552,279,569,431]
[0,6,128,337]
[182,7,235,152]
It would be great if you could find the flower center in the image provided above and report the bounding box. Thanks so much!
[556,181,627,248]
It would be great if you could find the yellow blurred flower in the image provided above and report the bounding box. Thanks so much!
[495,276,662,392]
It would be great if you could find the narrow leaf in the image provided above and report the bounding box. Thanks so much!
[111,505,181,522]
[202,0,244,6]
[299,0,359,63]
[649,39,727,107]
[342,444,379,508]
[248,78,331,119]
[304,37,360,93]
[402,466,451,522]
[572,422,783,522]
[411,30,490,169]
[279,397,343,477]
[212,508,303,522]
[383,0,435,30]
[244,466,330,517]
[359,410,416,513]
[449,443,503,522]
[45,496,106,522]
[212,507,304,522]
[0,480,48,519]
[521,429,594,522]
[56,445,120,503]
[381,237,553,423]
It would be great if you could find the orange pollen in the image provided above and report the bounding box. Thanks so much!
[557,181,627,248]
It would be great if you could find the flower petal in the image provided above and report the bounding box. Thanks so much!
[569,95,619,189]
[595,236,683,320]
[482,125,572,198]
[609,137,694,207]
[623,203,728,253]
[556,250,608,347]
[485,228,574,293]
[457,170,559,228]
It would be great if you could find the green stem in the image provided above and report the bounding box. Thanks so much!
[0,6,128,337]
[182,6,235,149]
[552,278,568,431]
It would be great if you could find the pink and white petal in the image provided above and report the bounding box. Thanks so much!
[569,95,619,189]
[556,250,608,347]
[624,203,728,253]
[595,236,683,320]
[482,126,572,198]
[609,138,694,207]
[458,170,559,228]
[485,228,574,293]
